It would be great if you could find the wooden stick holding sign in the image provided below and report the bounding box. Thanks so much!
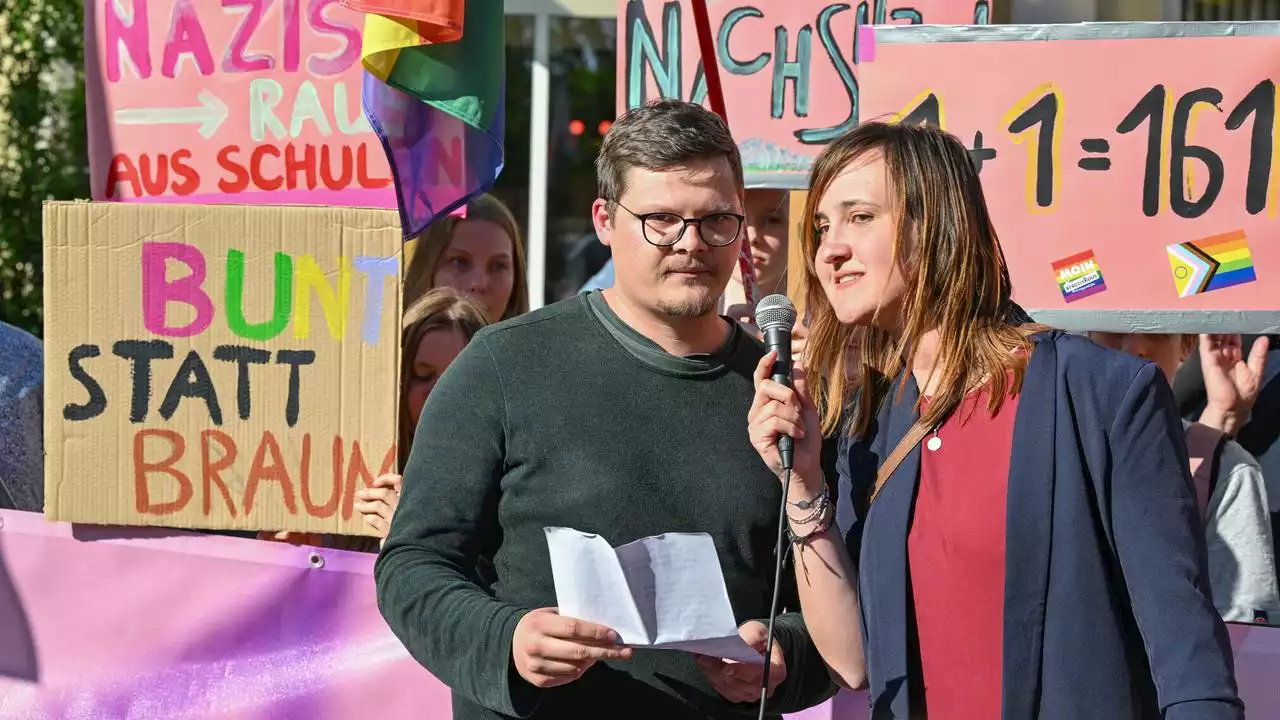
[856,22,1280,333]
[787,191,809,318]
[689,0,758,307]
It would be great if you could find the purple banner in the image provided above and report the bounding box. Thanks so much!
[0,510,1274,718]
[0,511,444,719]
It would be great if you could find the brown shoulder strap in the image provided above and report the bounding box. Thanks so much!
[870,422,931,504]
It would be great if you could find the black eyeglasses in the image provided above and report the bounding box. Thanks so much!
[611,201,744,248]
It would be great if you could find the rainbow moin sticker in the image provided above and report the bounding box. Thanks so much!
[1167,230,1257,298]
[1051,250,1107,303]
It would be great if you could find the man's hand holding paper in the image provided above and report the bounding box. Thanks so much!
[695,620,787,703]
[511,608,634,689]
[543,528,767,666]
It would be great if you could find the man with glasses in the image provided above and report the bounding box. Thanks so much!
[377,99,834,720]
[579,188,792,305]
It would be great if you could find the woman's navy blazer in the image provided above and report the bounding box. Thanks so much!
[836,331,1243,719]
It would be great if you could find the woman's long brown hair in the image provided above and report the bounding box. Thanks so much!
[403,193,530,321]
[800,121,1046,438]
[398,287,490,470]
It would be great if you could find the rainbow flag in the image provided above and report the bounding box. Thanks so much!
[351,0,505,238]
[1166,230,1258,298]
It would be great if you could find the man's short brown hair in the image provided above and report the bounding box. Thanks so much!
[596,99,743,208]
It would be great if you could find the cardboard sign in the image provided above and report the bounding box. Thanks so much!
[85,0,397,208]
[617,0,994,187]
[42,202,401,534]
[857,23,1280,332]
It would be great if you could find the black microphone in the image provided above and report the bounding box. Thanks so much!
[755,295,799,470]
[752,294,798,720]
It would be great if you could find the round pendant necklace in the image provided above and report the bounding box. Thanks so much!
[926,427,942,452]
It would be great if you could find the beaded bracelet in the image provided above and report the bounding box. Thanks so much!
[787,485,830,525]
[785,511,833,546]
[788,485,826,511]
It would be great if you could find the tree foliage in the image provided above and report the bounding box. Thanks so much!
[0,0,89,337]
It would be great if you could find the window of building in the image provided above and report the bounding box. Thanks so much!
[1183,0,1280,18]
[492,13,618,307]
[543,17,617,303]
[489,16,535,283]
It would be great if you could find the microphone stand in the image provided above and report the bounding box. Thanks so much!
[758,463,790,720]
[753,296,799,720]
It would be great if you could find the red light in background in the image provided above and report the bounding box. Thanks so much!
[597,120,613,135]
[568,119,585,136]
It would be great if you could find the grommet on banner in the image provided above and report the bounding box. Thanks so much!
[308,552,325,569]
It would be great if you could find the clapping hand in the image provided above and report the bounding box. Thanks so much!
[1199,334,1268,435]
[355,473,403,538]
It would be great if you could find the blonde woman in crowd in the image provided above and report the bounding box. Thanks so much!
[404,193,530,323]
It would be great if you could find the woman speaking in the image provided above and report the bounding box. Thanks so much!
[746,121,1242,719]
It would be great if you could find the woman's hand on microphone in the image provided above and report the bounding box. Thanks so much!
[748,350,823,488]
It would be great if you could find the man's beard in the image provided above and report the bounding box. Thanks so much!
[654,261,720,318]
[656,292,717,318]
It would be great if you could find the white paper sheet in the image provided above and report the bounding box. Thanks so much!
[544,527,765,665]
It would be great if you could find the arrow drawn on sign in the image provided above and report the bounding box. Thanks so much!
[113,90,229,139]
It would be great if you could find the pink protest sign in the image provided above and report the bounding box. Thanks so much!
[84,0,398,208]
[856,23,1280,331]
[616,0,994,187]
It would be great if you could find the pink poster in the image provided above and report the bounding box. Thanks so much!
[84,0,398,208]
[2,509,1274,718]
[855,24,1280,322]
[616,0,994,185]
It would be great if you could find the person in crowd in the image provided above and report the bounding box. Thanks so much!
[404,192,529,323]
[747,121,1242,718]
[0,321,44,512]
[377,99,834,719]
[1175,335,1277,465]
[745,189,792,298]
[578,253,616,293]
[1089,332,1278,623]
[722,187,792,312]
[1175,334,1280,580]
[354,288,490,539]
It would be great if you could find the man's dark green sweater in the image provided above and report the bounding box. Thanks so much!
[376,292,835,719]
